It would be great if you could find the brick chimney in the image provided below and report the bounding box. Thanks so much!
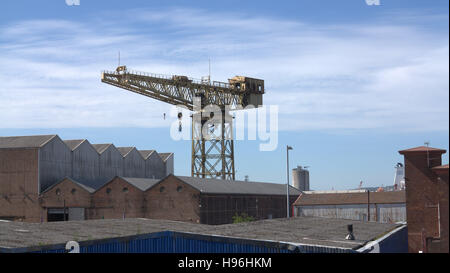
[399,146,448,253]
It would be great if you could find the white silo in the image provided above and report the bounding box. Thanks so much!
[292,166,310,191]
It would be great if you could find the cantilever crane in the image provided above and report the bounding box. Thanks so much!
[101,65,264,180]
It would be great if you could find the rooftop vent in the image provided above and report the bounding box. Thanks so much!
[345,224,355,240]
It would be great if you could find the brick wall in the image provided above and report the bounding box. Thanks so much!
[90,177,145,219]
[0,148,42,222]
[40,178,93,221]
[431,167,449,252]
[400,147,448,253]
[144,176,201,223]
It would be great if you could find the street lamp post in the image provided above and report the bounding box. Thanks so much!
[286,145,293,218]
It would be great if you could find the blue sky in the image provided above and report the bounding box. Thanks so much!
[0,0,448,190]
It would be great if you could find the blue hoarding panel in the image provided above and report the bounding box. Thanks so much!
[21,231,354,253]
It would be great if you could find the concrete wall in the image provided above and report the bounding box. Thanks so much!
[39,136,72,192]
[0,148,42,222]
[144,175,200,223]
[71,141,101,188]
[145,152,166,179]
[123,149,146,178]
[90,177,145,220]
[295,203,405,223]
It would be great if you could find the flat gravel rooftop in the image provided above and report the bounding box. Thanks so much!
[0,217,402,250]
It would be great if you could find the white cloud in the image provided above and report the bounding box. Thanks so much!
[0,8,448,132]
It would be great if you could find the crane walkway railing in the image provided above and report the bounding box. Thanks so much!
[102,69,232,89]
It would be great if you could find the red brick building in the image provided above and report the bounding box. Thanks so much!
[399,146,449,253]
[39,175,300,225]
[145,175,300,225]
[0,135,172,222]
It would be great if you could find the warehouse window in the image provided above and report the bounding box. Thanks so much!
[177,186,183,192]
[160,186,165,193]
[106,188,111,194]
[122,187,129,193]
[55,188,61,196]
[71,188,76,194]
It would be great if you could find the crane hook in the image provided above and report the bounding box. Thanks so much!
[178,112,183,132]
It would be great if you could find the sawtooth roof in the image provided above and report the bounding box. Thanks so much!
[91,144,113,154]
[116,147,135,157]
[139,150,156,159]
[63,139,86,151]
[0,135,57,149]
[159,153,173,162]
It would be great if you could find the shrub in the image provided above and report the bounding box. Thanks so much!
[232,213,255,224]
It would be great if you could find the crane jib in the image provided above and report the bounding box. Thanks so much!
[101,67,265,180]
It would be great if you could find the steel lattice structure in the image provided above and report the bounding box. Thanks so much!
[101,66,264,180]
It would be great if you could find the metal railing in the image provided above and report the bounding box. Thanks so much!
[102,69,232,89]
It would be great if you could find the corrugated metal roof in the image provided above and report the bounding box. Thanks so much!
[159,153,173,162]
[176,176,300,196]
[294,190,406,206]
[117,147,134,157]
[399,146,446,154]
[63,139,86,151]
[139,150,156,159]
[0,135,57,149]
[120,177,161,191]
[91,144,112,154]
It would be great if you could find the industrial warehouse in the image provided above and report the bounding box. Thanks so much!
[0,133,448,253]
[0,3,448,257]
[293,190,406,223]
[0,134,299,224]
[0,134,172,222]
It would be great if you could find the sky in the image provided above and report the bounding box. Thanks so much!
[0,0,448,190]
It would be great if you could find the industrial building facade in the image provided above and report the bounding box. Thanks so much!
[399,146,449,253]
[1,134,300,224]
[0,135,173,222]
[40,175,300,224]
[293,190,406,223]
